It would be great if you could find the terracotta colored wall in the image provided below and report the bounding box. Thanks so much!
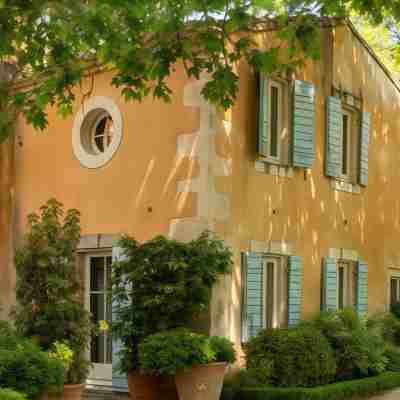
[6,25,400,359]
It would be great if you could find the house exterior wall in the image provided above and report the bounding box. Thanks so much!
[1,24,400,361]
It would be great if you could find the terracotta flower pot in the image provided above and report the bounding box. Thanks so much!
[127,370,161,400]
[42,383,85,400]
[174,362,227,400]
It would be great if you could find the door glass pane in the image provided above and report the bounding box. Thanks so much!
[266,262,275,329]
[91,257,105,291]
[90,293,105,363]
[270,86,279,158]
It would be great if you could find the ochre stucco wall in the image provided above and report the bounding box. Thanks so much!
[5,24,400,361]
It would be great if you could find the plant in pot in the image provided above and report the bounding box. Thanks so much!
[138,329,236,400]
[13,199,94,400]
[111,232,233,400]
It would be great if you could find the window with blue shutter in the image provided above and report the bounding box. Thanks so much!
[111,245,129,392]
[359,112,370,186]
[356,261,368,315]
[241,252,264,342]
[292,80,315,168]
[325,97,343,178]
[322,257,338,311]
[257,75,268,158]
[288,256,303,326]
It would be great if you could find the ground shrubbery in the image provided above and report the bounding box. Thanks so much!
[0,322,64,399]
[245,326,336,387]
[238,308,400,391]
[0,389,26,400]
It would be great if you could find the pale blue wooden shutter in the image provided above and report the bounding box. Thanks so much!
[359,112,370,186]
[356,261,368,315]
[257,75,268,157]
[322,257,338,311]
[325,97,343,178]
[292,80,315,168]
[111,246,128,392]
[288,256,303,326]
[241,252,264,342]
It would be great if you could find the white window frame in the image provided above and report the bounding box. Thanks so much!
[337,260,357,310]
[262,255,287,329]
[390,275,400,306]
[266,80,284,163]
[84,251,113,387]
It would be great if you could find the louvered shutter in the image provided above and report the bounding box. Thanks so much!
[292,80,315,168]
[288,256,303,326]
[359,112,370,186]
[322,257,338,311]
[111,245,128,392]
[325,97,343,178]
[356,261,368,315]
[241,252,264,342]
[257,75,268,157]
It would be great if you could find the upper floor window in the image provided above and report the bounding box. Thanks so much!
[72,96,123,169]
[257,76,315,170]
[326,94,370,189]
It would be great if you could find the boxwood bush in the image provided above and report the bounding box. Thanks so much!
[0,389,26,400]
[245,326,336,387]
[222,372,400,400]
[0,322,64,399]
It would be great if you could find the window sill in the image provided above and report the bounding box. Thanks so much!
[255,160,293,178]
[331,179,361,194]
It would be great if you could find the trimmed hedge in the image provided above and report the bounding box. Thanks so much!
[222,372,400,400]
[0,389,26,400]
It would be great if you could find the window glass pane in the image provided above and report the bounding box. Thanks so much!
[352,265,358,307]
[338,266,345,310]
[342,114,349,175]
[270,86,279,157]
[90,257,105,291]
[391,278,398,306]
[90,293,105,363]
[266,262,275,329]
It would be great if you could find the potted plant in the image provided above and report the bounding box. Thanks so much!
[138,329,236,400]
[13,199,94,400]
[111,232,233,400]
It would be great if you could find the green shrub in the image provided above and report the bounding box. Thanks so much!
[245,326,336,387]
[0,337,64,399]
[303,308,387,379]
[0,389,26,400]
[391,302,400,319]
[209,336,236,363]
[367,312,400,346]
[384,345,400,372]
[139,329,215,375]
[225,372,400,400]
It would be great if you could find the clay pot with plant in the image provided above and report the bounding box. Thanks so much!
[110,232,233,400]
[13,199,94,400]
[138,329,236,400]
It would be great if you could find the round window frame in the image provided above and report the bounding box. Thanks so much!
[72,96,123,169]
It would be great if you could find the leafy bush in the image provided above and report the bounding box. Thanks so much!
[245,326,336,387]
[13,199,94,384]
[384,345,400,372]
[0,389,26,400]
[367,312,400,346]
[111,232,233,372]
[209,336,236,363]
[0,337,64,398]
[139,329,215,375]
[303,308,387,379]
[223,372,400,400]
[391,302,400,319]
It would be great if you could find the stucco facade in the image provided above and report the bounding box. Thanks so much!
[1,22,400,373]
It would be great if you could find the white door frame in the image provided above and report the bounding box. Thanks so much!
[84,251,113,387]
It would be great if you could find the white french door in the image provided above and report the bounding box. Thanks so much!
[85,253,113,386]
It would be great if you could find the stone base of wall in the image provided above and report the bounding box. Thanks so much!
[84,388,128,400]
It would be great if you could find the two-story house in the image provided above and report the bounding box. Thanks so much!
[0,19,400,390]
